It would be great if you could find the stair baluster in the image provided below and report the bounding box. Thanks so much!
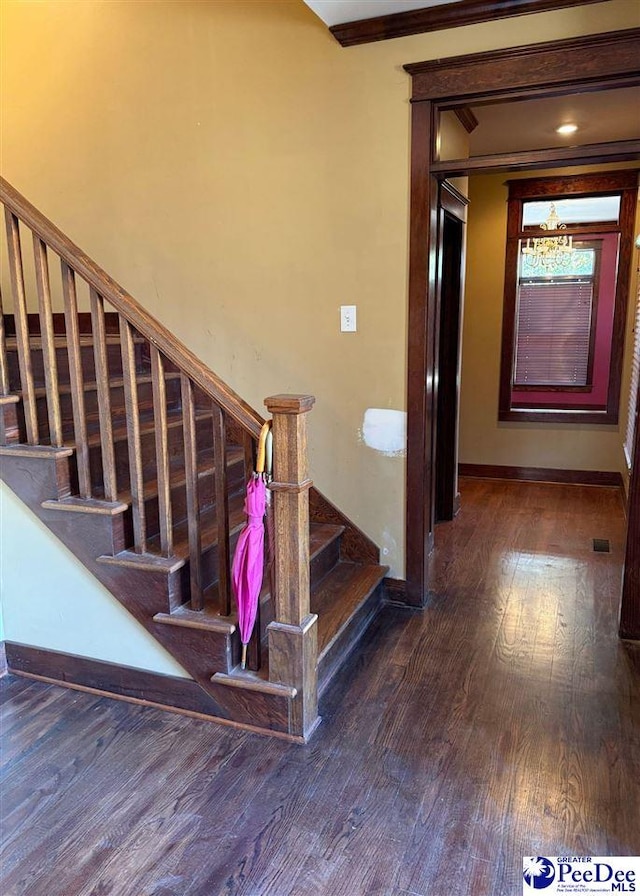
[242,429,254,481]
[32,236,62,447]
[0,288,8,398]
[120,315,147,553]
[4,210,38,444]
[0,286,19,447]
[212,403,231,615]
[150,345,174,557]
[90,288,118,502]
[61,262,91,497]
[181,374,204,610]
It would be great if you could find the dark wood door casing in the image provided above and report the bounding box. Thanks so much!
[435,183,468,524]
[403,28,640,610]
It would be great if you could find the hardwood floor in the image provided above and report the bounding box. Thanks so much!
[2,478,638,896]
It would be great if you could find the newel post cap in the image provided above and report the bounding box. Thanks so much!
[265,394,315,415]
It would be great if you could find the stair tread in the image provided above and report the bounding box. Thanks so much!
[147,522,345,635]
[148,499,342,566]
[312,561,388,657]
[28,371,182,399]
[0,444,74,459]
[97,550,186,573]
[42,496,128,515]
[154,595,236,634]
[80,405,212,448]
[212,669,296,698]
[113,444,245,506]
[145,491,247,560]
[5,334,128,347]
[310,522,344,559]
[14,404,196,450]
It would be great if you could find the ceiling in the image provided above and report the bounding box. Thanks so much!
[465,86,640,156]
[303,0,460,27]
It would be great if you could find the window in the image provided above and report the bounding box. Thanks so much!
[499,170,638,424]
[514,244,599,390]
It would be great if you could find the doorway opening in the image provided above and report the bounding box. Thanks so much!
[402,28,640,634]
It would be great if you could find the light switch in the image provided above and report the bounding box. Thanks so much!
[340,305,357,333]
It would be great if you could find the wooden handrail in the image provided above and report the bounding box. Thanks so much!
[0,177,263,439]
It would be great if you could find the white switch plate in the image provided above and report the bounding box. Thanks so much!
[340,305,357,333]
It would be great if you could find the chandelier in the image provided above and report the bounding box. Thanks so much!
[521,203,574,270]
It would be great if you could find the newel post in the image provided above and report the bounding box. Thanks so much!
[264,394,319,740]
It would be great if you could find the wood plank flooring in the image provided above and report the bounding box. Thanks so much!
[2,478,639,896]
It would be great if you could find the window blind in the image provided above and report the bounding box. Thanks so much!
[624,279,640,470]
[514,279,594,386]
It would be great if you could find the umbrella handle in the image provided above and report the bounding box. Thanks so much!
[256,421,271,475]
[265,428,273,480]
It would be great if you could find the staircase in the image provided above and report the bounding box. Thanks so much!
[0,178,388,741]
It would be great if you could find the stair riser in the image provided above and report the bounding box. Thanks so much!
[6,341,147,390]
[31,378,183,442]
[317,582,384,696]
[61,412,219,497]
[134,456,246,544]
[0,451,72,504]
[310,535,340,584]
[257,536,342,642]
[0,403,20,445]
[152,624,238,679]
[181,527,243,597]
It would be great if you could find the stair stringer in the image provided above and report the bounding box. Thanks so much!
[0,446,298,738]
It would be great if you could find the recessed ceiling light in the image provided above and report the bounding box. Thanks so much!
[556,123,578,135]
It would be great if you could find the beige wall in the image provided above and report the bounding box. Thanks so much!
[459,166,640,475]
[1,0,638,666]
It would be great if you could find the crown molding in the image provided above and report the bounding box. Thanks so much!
[330,0,607,47]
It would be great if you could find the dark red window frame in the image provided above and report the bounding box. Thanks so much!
[498,170,638,425]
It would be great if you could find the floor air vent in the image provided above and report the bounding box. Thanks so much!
[592,538,611,553]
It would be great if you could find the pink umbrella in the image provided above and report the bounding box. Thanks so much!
[231,423,270,670]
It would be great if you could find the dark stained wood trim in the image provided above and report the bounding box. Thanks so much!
[440,180,469,220]
[435,204,465,522]
[309,489,379,564]
[405,100,437,607]
[330,0,604,47]
[383,577,409,604]
[507,169,639,198]
[431,140,640,176]
[3,642,304,742]
[3,311,119,336]
[459,463,623,488]
[404,30,640,608]
[405,29,640,100]
[454,106,479,134]
[620,374,640,639]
